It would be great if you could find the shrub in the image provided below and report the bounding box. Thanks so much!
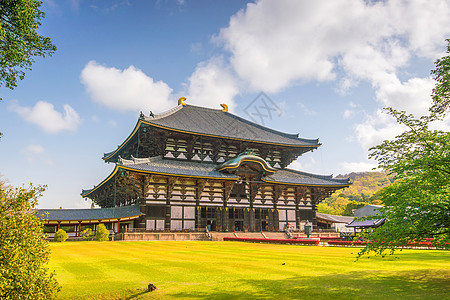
[95,224,109,241]
[0,182,60,298]
[54,229,68,242]
[81,228,93,240]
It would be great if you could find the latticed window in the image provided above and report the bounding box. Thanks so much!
[229,208,244,219]
[261,209,269,220]
[255,208,268,220]
[201,207,216,219]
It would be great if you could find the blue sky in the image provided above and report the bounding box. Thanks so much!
[1,0,450,208]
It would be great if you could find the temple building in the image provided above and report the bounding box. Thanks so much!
[81,98,350,232]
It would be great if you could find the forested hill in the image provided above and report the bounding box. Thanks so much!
[318,171,394,216]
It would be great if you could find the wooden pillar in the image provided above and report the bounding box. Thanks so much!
[195,205,200,231]
[77,222,81,237]
[273,209,279,231]
[196,179,207,231]
[243,208,250,232]
[311,196,318,228]
[268,209,274,231]
[117,219,121,233]
[222,207,229,232]
[165,199,171,231]
[165,177,176,231]
[216,207,222,231]
[222,181,233,232]
[295,187,303,230]
[249,208,255,232]
[57,221,61,230]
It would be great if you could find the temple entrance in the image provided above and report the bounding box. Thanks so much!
[206,219,216,231]
[255,208,269,231]
[201,207,218,231]
[261,220,268,231]
[234,220,244,231]
[229,207,244,231]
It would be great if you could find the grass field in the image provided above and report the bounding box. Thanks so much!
[49,241,450,299]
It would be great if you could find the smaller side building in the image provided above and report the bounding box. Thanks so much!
[346,204,385,233]
[37,205,143,237]
[316,213,354,232]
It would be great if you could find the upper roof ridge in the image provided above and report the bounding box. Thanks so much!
[144,104,184,121]
[144,103,317,143]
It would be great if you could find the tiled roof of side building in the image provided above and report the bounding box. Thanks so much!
[36,205,143,222]
[144,104,320,146]
[316,213,354,224]
[346,218,386,228]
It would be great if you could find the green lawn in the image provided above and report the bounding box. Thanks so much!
[49,241,450,299]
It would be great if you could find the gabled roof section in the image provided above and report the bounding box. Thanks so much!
[143,104,320,147]
[216,150,277,176]
[36,205,143,222]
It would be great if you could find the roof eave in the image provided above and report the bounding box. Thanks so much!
[102,119,143,162]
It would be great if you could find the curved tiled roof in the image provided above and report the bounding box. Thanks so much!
[103,104,321,162]
[36,205,143,222]
[263,168,351,187]
[119,156,239,180]
[346,218,385,228]
[144,104,320,146]
[316,213,354,224]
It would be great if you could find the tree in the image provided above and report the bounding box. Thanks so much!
[0,0,56,94]
[54,228,68,242]
[358,39,450,257]
[81,228,93,240]
[0,181,60,299]
[343,201,369,216]
[95,223,109,241]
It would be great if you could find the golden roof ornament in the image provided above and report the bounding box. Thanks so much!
[220,103,228,112]
[178,97,187,106]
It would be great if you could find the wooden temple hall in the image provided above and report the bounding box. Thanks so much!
[81,98,350,232]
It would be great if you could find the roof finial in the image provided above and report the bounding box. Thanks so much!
[220,103,228,112]
[178,97,187,106]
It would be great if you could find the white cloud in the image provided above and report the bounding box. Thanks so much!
[339,161,378,173]
[10,101,80,133]
[22,144,53,165]
[354,109,405,150]
[215,0,450,152]
[108,120,117,127]
[374,77,435,116]
[343,109,354,119]
[288,157,316,173]
[80,61,175,112]
[218,0,450,95]
[24,144,44,155]
[185,56,239,111]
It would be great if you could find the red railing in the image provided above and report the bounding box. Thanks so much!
[223,237,319,246]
